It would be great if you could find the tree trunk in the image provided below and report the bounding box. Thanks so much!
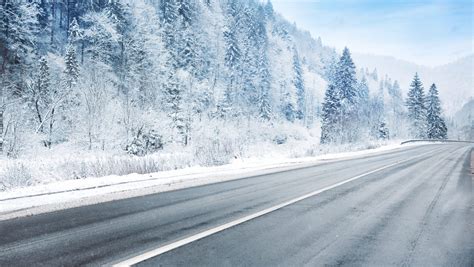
[88,129,92,150]
[47,108,55,148]
[35,99,44,133]
[51,1,55,45]
[0,107,4,153]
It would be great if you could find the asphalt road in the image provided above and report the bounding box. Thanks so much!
[0,143,472,266]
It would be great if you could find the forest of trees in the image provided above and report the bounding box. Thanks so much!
[0,0,448,160]
[320,49,448,144]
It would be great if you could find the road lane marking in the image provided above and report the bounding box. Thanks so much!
[112,149,442,266]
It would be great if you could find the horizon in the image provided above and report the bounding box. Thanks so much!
[270,0,473,67]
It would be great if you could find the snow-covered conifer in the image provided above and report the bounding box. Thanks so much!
[426,83,448,139]
[64,44,79,89]
[406,73,427,139]
[293,48,305,120]
[320,84,341,144]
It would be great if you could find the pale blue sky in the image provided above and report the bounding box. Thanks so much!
[270,0,473,66]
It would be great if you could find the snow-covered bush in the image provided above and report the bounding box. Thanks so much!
[126,128,164,156]
[0,163,33,191]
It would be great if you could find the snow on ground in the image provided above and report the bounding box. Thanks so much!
[0,142,426,220]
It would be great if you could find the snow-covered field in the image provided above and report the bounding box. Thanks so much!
[0,142,423,220]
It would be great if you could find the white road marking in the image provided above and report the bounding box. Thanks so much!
[113,149,439,266]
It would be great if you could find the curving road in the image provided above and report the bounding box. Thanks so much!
[0,143,472,266]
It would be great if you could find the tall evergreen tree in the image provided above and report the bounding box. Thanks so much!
[293,48,305,120]
[356,76,371,136]
[334,47,358,142]
[223,25,241,110]
[370,83,386,139]
[64,44,80,89]
[165,71,185,144]
[264,0,274,19]
[335,47,357,106]
[160,0,179,52]
[176,0,195,26]
[406,73,427,139]
[32,56,51,132]
[258,91,272,121]
[320,84,341,144]
[68,17,82,44]
[426,83,448,139]
[281,91,296,122]
[388,80,403,110]
[223,28,241,72]
[257,49,272,121]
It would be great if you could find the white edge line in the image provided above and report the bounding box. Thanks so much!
[113,149,436,266]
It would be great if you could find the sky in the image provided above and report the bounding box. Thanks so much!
[270,0,473,67]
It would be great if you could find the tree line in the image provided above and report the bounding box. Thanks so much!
[320,48,447,144]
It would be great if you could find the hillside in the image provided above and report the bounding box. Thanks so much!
[0,0,442,189]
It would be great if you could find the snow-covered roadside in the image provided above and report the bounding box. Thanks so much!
[0,142,425,220]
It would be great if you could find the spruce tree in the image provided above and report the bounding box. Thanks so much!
[334,47,358,142]
[257,50,272,121]
[356,76,371,136]
[426,83,448,139]
[264,1,274,19]
[37,56,51,99]
[223,29,241,71]
[176,0,195,26]
[258,91,272,121]
[281,91,296,122]
[320,84,341,144]
[165,72,185,144]
[335,47,357,106]
[160,0,179,48]
[68,17,82,44]
[293,48,305,120]
[64,44,80,89]
[388,80,403,109]
[406,73,427,139]
[33,56,51,132]
[105,0,128,32]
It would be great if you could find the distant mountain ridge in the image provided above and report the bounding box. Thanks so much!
[353,53,474,116]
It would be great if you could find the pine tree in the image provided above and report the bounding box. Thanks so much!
[357,76,370,104]
[370,85,386,139]
[356,76,371,135]
[334,47,358,142]
[281,91,296,122]
[105,0,128,33]
[264,1,274,19]
[165,72,185,144]
[160,0,179,50]
[258,91,272,121]
[68,17,82,44]
[32,56,51,132]
[223,28,241,71]
[320,84,341,144]
[406,73,427,139]
[257,50,272,121]
[176,0,195,26]
[388,80,403,107]
[378,122,390,140]
[64,44,79,89]
[223,26,240,111]
[37,56,51,98]
[216,86,234,119]
[426,83,448,139]
[335,47,357,106]
[293,48,305,120]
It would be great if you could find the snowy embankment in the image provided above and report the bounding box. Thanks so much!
[0,142,424,220]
